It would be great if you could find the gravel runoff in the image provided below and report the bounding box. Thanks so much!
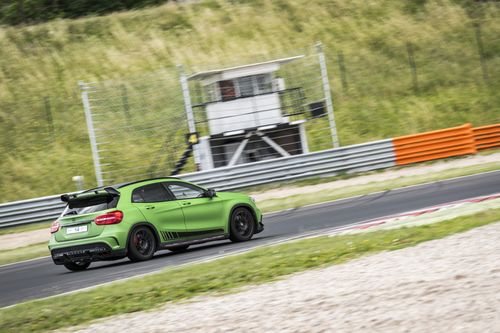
[0,229,49,251]
[66,221,500,333]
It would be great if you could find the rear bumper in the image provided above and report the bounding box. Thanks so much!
[51,243,127,265]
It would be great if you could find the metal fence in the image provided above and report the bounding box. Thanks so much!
[80,45,339,187]
[1,24,498,204]
[0,139,394,228]
[0,194,66,228]
[182,139,394,190]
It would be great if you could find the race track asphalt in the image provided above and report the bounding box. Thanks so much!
[1,170,499,308]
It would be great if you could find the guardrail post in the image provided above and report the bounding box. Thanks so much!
[79,81,104,187]
[316,42,340,148]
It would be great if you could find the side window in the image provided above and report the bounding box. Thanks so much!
[132,183,171,203]
[166,183,205,200]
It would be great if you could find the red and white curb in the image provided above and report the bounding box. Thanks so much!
[328,193,500,236]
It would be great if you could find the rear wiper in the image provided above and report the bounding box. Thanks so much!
[63,211,78,216]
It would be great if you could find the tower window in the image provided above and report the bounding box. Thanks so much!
[218,80,236,101]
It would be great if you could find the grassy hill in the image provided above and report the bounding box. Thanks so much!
[0,0,498,202]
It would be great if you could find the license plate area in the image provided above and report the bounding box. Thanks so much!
[66,225,88,234]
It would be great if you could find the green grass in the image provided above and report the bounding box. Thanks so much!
[245,156,499,195]
[1,207,500,333]
[255,161,500,212]
[0,242,49,266]
[0,0,498,202]
[477,147,500,156]
[0,221,51,236]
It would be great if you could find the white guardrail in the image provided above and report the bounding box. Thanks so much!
[0,139,395,228]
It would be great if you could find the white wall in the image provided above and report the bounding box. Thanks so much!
[206,93,283,135]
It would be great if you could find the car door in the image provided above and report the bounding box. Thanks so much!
[131,182,186,242]
[164,182,225,233]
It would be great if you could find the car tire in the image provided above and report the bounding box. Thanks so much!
[166,245,190,253]
[63,261,91,272]
[127,226,157,262]
[229,207,255,242]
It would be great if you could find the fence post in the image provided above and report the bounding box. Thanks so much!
[17,0,25,24]
[44,96,55,142]
[316,42,340,148]
[337,50,348,92]
[474,23,489,83]
[178,65,200,166]
[121,84,131,122]
[79,81,104,187]
[406,42,419,93]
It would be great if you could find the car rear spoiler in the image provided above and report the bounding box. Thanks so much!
[61,187,120,209]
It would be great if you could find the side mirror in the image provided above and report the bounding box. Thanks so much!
[206,188,216,198]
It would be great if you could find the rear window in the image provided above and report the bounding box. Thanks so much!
[61,196,119,217]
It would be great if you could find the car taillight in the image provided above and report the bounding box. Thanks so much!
[50,220,60,233]
[95,210,123,225]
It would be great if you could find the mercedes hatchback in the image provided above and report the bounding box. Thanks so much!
[49,177,263,271]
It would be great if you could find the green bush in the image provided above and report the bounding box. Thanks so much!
[0,0,171,25]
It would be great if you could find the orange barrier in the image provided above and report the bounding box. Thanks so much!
[473,123,500,150]
[393,124,476,165]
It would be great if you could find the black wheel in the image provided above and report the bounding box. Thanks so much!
[63,261,90,272]
[229,207,255,242]
[128,226,156,262]
[166,245,190,253]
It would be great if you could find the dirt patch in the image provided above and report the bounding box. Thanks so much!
[0,229,49,251]
[67,221,500,333]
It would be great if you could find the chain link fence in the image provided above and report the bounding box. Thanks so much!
[81,70,189,185]
[0,20,498,201]
[81,46,338,185]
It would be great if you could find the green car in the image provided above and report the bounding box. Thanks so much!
[49,177,263,271]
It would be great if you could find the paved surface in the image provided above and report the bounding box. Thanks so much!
[1,171,499,307]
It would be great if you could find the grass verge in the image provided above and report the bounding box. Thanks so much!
[257,161,500,213]
[1,208,499,333]
[0,243,49,266]
[0,221,51,236]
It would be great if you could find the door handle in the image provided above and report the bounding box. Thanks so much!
[182,202,191,206]
[145,205,155,210]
